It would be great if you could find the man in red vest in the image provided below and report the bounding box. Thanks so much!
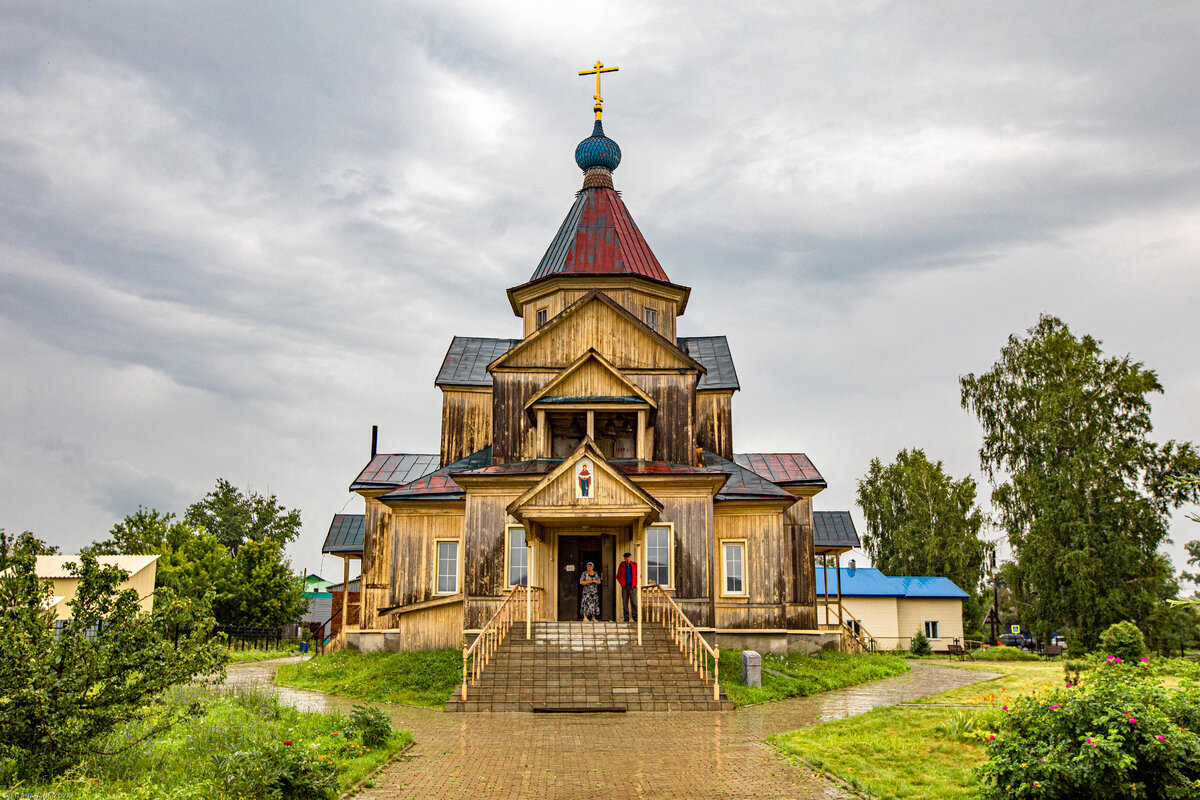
[617,552,637,622]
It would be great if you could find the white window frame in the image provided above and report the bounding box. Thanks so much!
[924,620,940,640]
[720,540,747,597]
[643,306,658,331]
[643,523,673,589]
[434,539,461,595]
[505,524,534,588]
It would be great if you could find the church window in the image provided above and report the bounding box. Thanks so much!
[507,525,531,587]
[722,541,746,596]
[549,412,587,458]
[435,540,459,594]
[643,306,658,331]
[645,525,672,588]
[536,307,548,329]
[924,620,940,640]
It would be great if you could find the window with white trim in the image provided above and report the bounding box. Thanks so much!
[508,526,530,587]
[645,525,672,587]
[436,540,459,594]
[722,541,745,595]
[643,307,658,331]
[536,308,548,329]
[924,620,940,640]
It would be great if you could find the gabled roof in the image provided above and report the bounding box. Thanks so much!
[813,511,861,549]
[436,336,521,387]
[814,567,969,599]
[531,187,670,283]
[322,514,365,554]
[489,290,704,375]
[734,453,826,488]
[351,453,440,490]
[431,332,738,390]
[525,349,656,411]
[702,451,796,501]
[377,447,492,500]
[678,337,740,391]
[34,554,158,579]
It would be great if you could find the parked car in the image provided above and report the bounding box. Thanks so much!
[998,632,1033,649]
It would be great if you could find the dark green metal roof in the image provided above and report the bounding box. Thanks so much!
[322,514,365,554]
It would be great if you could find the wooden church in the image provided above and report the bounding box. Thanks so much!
[328,67,856,659]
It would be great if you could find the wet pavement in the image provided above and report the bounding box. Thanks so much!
[226,658,997,800]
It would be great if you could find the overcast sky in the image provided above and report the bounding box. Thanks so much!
[2,1,1198,588]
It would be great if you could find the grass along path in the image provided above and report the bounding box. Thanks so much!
[772,704,988,800]
[276,648,462,708]
[720,650,910,706]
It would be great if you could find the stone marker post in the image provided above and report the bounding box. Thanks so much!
[742,650,762,688]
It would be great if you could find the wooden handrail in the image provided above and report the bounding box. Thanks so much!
[461,585,542,702]
[840,614,879,653]
[643,584,721,702]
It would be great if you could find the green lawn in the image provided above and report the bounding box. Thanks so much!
[276,647,463,708]
[14,686,411,799]
[226,643,306,663]
[772,705,987,799]
[720,650,910,706]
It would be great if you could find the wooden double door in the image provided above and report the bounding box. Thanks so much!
[557,533,616,621]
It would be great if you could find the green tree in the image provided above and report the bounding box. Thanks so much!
[856,448,989,632]
[0,528,59,556]
[90,481,307,627]
[960,315,1200,649]
[0,530,227,780]
[183,478,301,553]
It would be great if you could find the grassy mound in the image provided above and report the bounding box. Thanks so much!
[276,648,462,708]
[719,650,910,706]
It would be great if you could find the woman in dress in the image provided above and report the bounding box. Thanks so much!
[579,561,601,621]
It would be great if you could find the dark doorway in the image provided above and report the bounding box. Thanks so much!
[557,534,616,620]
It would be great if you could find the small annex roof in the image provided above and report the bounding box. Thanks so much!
[814,567,969,599]
[351,453,440,490]
[734,453,826,488]
[34,554,158,579]
[322,514,365,554]
[813,511,861,549]
[377,447,493,501]
[530,186,670,283]
[678,337,739,391]
[702,451,796,501]
[435,337,520,387]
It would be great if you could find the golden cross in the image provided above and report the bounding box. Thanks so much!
[578,60,619,120]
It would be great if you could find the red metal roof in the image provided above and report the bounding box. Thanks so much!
[733,453,826,487]
[530,188,670,282]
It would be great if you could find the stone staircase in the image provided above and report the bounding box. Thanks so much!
[446,621,733,712]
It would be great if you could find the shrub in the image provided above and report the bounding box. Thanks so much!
[910,629,933,657]
[347,704,393,748]
[0,532,227,781]
[973,646,1041,662]
[1098,620,1146,662]
[975,660,1200,798]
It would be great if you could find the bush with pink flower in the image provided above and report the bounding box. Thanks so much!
[976,658,1200,798]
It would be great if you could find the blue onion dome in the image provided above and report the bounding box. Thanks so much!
[575,119,621,172]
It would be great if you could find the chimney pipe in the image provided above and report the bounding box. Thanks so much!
[370,425,378,459]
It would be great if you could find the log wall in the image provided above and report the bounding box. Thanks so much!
[695,390,734,460]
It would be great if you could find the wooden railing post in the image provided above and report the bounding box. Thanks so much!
[713,645,720,702]
[462,649,468,701]
[525,584,532,639]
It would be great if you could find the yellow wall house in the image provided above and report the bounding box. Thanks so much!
[322,72,868,661]
[816,566,968,652]
[35,555,159,622]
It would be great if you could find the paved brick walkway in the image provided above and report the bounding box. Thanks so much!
[229,660,994,799]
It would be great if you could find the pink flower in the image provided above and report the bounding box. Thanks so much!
[1140,657,1149,663]
[1128,718,1137,725]
[1156,735,1166,741]
[1086,737,1097,747]
[1049,705,1062,710]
